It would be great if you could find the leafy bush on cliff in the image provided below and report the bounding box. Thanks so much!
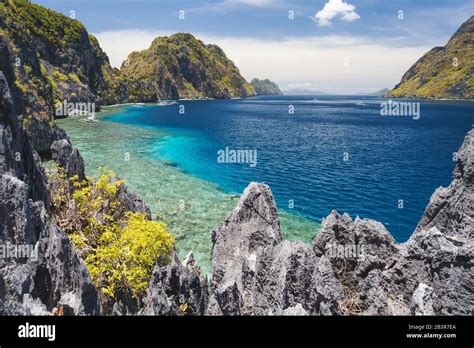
[48,167,174,300]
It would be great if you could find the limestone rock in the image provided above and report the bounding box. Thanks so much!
[208,129,473,315]
[139,251,208,315]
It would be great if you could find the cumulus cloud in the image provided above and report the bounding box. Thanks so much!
[313,0,360,27]
[94,30,429,94]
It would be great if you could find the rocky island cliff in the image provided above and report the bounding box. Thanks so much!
[0,0,255,157]
[0,0,472,316]
[250,78,282,96]
[388,15,474,99]
[120,33,256,101]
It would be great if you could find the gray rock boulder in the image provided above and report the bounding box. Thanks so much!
[50,139,86,181]
[208,129,473,316]
[139,251,208,315]
[115,178,152,219]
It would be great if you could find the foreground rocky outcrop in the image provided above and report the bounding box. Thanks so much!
[0,38,101,314]
[0,26,207,316]
[139,251,208,316]
[208,130,473,315]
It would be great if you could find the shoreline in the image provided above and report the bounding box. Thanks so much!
[56,110,321,275]
[98,96,474,109]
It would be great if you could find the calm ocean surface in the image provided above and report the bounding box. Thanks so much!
[58,95,474,273]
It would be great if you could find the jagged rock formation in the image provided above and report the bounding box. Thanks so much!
[120,33,256,101]
[1,23,207,316]
[0,0,472,318]
[51,139,85,181]
[139,251,208,316]
[250,78,282,96]
[0,37,101,314]
[208,130,473,315]
[389,16,474,99]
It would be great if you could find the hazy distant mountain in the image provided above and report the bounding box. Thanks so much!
[250,78,282,95]
[356,88,390,96]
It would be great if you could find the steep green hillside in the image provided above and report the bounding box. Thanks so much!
[389,16,474,99]
[120,33,255,101]
[250,78,282,96]
[0,0,124,153]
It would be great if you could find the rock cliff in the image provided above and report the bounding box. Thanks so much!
[0,34,101,315]
[120,33,256,101]
[388,16,474,99]
[0,0,125,155]
[208,130,473,315]
[0,0,472,317]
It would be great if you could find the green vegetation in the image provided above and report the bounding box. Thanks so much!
[68,72,82,85]
[250,78,283,96]
[389,16,474,99]
[48,167,175,300]
[14,79,28,92]
[6,0,85,47]
[53,70,69,82]
[121,32,256,101]
[24,64,32,75]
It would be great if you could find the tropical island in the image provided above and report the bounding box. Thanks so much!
[250,78,283,96]
[388,16,474,99]
[0,0,472,317]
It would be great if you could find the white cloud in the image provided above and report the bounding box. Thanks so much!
[313,0,360,27]
[94,30,430,94]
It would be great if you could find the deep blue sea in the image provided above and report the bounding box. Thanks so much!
[59,95,473,271]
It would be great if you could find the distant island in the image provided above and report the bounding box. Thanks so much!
[250,78,282,96]
[388,16,473,100]
[0,0,472,320]
[121,33,256,101]
[365,88,390,97]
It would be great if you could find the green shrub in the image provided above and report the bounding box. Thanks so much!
[48,167,175,300]
[86,212,174,298]
[14,79,28,92]
[53,70,69,82]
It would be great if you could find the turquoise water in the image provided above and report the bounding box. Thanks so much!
[58,96,474,273]
[57,104,319,274]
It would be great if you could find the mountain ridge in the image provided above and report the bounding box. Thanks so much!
[389,16,474,99]
[250,78,282,96]
[120,32,256,101]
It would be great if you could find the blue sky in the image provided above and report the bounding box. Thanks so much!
[34,0,473,93]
